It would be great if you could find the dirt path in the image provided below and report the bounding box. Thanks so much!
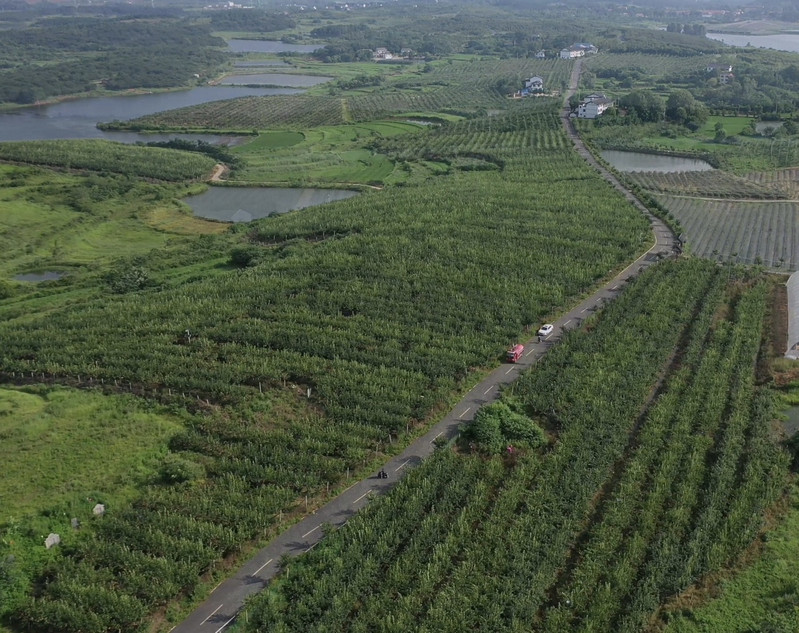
[209,163,228,182]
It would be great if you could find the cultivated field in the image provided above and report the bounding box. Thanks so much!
[623,170,786,199]
[655,194,799,270]
[238,260,788,633]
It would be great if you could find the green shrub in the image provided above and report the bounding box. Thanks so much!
[464,402,546,454]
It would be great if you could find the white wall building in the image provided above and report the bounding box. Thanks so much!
[577,96,614,118]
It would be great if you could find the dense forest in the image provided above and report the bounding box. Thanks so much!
[0,8,295,104]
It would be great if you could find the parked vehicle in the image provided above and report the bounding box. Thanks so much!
[537,324,554,337]
[506,343,524,362]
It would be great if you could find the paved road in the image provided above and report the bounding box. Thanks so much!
[175,62,677,633]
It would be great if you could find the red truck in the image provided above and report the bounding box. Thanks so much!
[506,343,524,363]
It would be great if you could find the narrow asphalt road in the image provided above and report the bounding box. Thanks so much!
[175,62,677,633]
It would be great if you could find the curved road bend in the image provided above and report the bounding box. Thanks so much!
[176,62,677,633]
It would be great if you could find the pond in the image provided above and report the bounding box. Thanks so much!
[706,32,799,54]
[784,406,799,437]
[601,150,714,173]
[227,40,323,54]
[184,187,359,223]
[756,121,784,134]
[13,271,65,282]
[0,86,302,143]
[219,73,333,88]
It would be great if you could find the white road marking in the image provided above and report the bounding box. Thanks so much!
[214,616,236,633]
[395,460,409,472]
[483,386,493,395]
[564,319,571,326]
[302,525,320,539]
[202,605,223,624]
[306,542,318,553]
[431,431,443,443]
[505,367,514,375]
[525,348,534,357]
[253,559,273,576]
[353,490,371,504]
[580,308,588,313]
[459,406,471,418]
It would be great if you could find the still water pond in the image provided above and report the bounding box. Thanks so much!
[185,187,359,223]
[756,121,784,134]
[706,32,799,54]
[0,86,302,143]
[601,150,714,173]
[228,40,323,54]
[784,406,799,436]
[13,271,65,282]
[219,73,333,87]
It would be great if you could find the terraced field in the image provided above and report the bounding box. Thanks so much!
[655,194,799,269]
[624,170,787,199]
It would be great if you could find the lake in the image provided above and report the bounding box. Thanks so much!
[185,187,359,223]
[228,40,323,54]
[0,86,302,143]
[706,32,799,53]
[601,150,714,173]
[219,73,333,88]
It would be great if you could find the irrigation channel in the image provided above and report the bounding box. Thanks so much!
[175,59,678,633]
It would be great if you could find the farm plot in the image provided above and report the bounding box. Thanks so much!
[106,58,571,134]
[623,170,786,199]
[115,95,348,131]
[238,260,788,633]
[582,52,710,80]
[744,166,799,199]
[377,105,565,160]
[0,140,215,181]
[1,140,652,633]
[656,194,799,270]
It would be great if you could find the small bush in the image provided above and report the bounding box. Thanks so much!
[159,454,205,484]
[464,402,547,454]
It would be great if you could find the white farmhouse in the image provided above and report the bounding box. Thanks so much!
[560,43,597,59]
[560,47,584,59]
[525,76,544,91]
[577,95,614,118]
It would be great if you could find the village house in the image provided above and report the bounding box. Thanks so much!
[535,50,546,59]
[372,47,393,60]
[560,43,598,59]
[576,93,614,118]
[560,47,584,59]
[525,76,544,92]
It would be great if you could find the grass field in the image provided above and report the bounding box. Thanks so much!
[660,484,799,633]
[231,121,423,184]
[0,385,183,523]
[0,165,221,279]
